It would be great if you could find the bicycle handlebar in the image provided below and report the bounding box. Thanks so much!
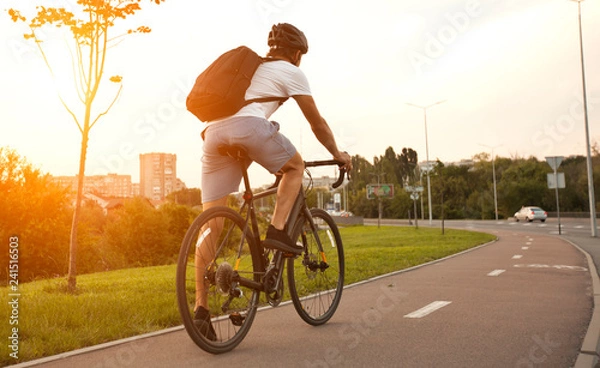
[304,159,348,189]
[267,159,349,190]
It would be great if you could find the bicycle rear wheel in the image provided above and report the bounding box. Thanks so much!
[287,208,345,325]
[176,207,262,354]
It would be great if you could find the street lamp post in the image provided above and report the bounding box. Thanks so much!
[371,172,385,229]
[420,169,425,220]
[407,100,446,226]
[480,144,501,221]
[571,0,597,237]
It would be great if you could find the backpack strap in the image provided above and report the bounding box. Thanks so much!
[244,96,289,106]
[243,57,289,107]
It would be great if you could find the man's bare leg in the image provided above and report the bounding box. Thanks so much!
[195,196,227,311]
[271,151,304,230]
[195,152,303,310]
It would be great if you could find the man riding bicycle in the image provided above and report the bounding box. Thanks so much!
[195,23,352,338]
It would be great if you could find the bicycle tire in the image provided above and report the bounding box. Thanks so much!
[176,207,263,354]
[287,208,345,326]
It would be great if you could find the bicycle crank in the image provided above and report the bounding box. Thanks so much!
[264,266,284,307]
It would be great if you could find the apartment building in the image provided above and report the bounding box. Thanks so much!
[52,173,133,197]
[139,152,181,200]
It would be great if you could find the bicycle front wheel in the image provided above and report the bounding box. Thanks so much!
[176,207,263,354]
[287,208,345,326]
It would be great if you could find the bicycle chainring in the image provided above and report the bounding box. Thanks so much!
[264,266,283,307]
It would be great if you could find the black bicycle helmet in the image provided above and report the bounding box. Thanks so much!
[268,23,308,54]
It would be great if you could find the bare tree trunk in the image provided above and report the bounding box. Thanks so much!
[67,129,89,292]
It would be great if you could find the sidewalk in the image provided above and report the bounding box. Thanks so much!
[563,234,600,367]
[566,234,600,278]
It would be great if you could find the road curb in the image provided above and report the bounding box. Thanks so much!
[567,239,600,368]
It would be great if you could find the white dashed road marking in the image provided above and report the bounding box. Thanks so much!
[512,255,523,259]
[487,269,506,277]
[404,301,452,319]
[522,247,529,250]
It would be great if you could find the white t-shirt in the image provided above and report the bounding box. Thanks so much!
[230,60,312,120]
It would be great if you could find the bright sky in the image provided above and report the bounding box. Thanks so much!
[1,0,599,188]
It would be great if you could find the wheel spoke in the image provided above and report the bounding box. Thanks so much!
[288,209,344,325]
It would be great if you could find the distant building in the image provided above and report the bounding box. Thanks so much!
[139,152,185,200]
[51,173,133,197]
[303,175,337,189]
[132,183,140,197]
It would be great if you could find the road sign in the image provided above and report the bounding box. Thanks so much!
[545,156,564,171]
[405,186,423,193]
[367,184,394,199]
[547,173,566,189]
[410,193,420,200]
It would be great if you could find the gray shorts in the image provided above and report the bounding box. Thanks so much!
[201,116,297,202]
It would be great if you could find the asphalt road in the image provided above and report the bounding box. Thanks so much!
[15,220,599,368]
[414,217,600,279]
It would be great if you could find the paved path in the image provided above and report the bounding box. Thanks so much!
[15,230,598,367]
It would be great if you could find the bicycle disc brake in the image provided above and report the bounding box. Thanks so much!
[303,254,319,280]
[264,266,284,307]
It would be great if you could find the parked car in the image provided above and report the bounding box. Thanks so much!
[514,206,548,222]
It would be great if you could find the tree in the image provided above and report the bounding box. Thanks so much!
[76,200,108,274]
[496,157,550,216]
[101,198,174,269]
[8,0,166,291]
[0,147,72,281]
[159,202,198,245]
[166,188,203,208]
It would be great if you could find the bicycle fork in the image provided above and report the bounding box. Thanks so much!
[302,207,330,272]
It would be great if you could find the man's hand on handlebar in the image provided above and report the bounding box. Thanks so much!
[334,151,352,172]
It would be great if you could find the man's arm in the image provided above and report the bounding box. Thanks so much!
[293,95,351,168]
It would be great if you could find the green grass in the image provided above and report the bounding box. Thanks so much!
[1,226,495,365]
[341,227,495,284]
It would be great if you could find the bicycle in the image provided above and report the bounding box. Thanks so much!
[176,144,349,354]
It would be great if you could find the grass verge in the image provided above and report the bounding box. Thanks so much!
[1,226,495,365]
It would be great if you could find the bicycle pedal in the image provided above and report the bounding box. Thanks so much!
[229,312,245,326]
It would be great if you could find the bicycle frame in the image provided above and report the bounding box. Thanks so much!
[176,147,347,353]
[228,154,346,298]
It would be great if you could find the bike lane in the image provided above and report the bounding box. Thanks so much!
[20,230,594,368]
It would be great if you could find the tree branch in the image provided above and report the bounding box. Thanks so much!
[66,38,86,104]
[30,27,83,132]
[58,93,83,134]
[90,83,122,130]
